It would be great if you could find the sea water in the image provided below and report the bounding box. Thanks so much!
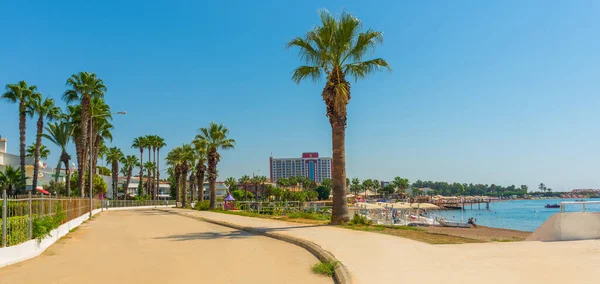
[432,199,600,232]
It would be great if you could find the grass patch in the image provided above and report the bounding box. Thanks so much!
[206,209,329,224]
[491,238,520,242]
[312,260,337,277]
[285,212,330,221]
[339,224,483,244]
[203,209,482,244]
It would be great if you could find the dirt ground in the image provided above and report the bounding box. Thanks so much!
[0,209,331,284]
[423,225,530,242]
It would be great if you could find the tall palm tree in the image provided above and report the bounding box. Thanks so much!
[143,161,156,197]
[179,144,194,207]
[90,98,113,177]
[0,165,27,196]
[27,96,61,191]
[26,143,50,160]
[197,122,235,209]
[63,72,107,197]
[144,135,155,195]
[239,175,251,200]
[43,120,74,195]
[132,136,148,196]
[287,10,390,224]
[105,147,123,199]
[3,81,40,193]
[258,175,268,200]
[120,155,139,199]
[192,138,207,201]
[166,147,183,204]
[153,136,166,198]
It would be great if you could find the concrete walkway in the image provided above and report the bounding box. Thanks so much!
[0,209,330,284]
[169,209,600,284]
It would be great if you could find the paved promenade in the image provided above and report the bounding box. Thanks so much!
[168,209,600,284]
[0,209,330,284]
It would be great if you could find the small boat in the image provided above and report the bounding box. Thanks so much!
[545,204,560,208]
[438,219,471,228]
[443,205,463,210]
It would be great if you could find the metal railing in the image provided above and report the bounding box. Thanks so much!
[101,200,175,209]
[560,201,600,213]
[1,191,101,248]
[1,190,176,248]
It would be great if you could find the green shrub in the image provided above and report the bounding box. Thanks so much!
[348,214,371,226]
[2,216,29,246]
[194,201,211,211]
[32,204,66,241]
[312,260,337,277]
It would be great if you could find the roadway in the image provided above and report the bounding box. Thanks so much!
[0,209,331,284]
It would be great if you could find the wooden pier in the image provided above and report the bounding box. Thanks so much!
[434,198,491,210]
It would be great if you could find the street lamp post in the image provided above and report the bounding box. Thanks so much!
[89,111,126,218]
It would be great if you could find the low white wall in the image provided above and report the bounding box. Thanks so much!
[527,212,600,241]
[0,205,172,268]
[103,205,175,211]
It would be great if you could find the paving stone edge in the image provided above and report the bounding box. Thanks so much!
[158,208,353,284]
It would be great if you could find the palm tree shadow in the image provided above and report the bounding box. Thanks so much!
[156,230,252,241]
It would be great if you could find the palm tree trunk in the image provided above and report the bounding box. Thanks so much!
[147,149,151,194]
[32,115,43,192]
[181,170,188,208]
[175,169,181,205]
[153,148,157,200]
[91,133,101,177]
[138,149,143,196]
[18,101,26,194]
[54,159,62,183]
[78,96,90,197]
[208,151,217,209]
[157,149,161,199]
[196,164,204,202]
[112,161,118,199]
[63,154,71,196]
[189,173,195,203]
[330,120,349,225]
[126,167,133,200]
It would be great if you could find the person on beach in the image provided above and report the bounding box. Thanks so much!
[468,217,477,228]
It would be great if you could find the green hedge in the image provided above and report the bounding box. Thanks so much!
[1,216,29,246]
[0,204,67,246]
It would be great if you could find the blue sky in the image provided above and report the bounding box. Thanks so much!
[1,1,599,191]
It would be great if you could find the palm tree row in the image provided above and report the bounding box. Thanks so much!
[166,122,234,209]
[3,72,124,197]
[131,135,166,198]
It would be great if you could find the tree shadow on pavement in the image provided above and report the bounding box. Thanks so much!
[156,230,252,241]
[248,224,328,232]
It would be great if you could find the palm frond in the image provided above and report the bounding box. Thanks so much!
[292,66,322,84]
[343,58,391,81]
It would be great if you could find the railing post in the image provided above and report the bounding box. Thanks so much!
[2,189,7,247]
[28,191,32,239]
[41,193,45,217]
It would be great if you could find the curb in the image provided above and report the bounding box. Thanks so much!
[157,208,353,284]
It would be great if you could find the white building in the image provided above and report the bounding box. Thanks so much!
[269,152,332,183]
[202,182,228,199]
[123,177,171,199]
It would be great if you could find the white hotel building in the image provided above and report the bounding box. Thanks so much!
[269,152,332,183]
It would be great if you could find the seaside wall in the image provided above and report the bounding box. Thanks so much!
[527,212,600,241]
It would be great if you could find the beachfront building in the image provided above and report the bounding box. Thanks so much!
[0,137,48,191]
[123,177,171,199]
[202,181,229,200]
[269,152,332,183]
